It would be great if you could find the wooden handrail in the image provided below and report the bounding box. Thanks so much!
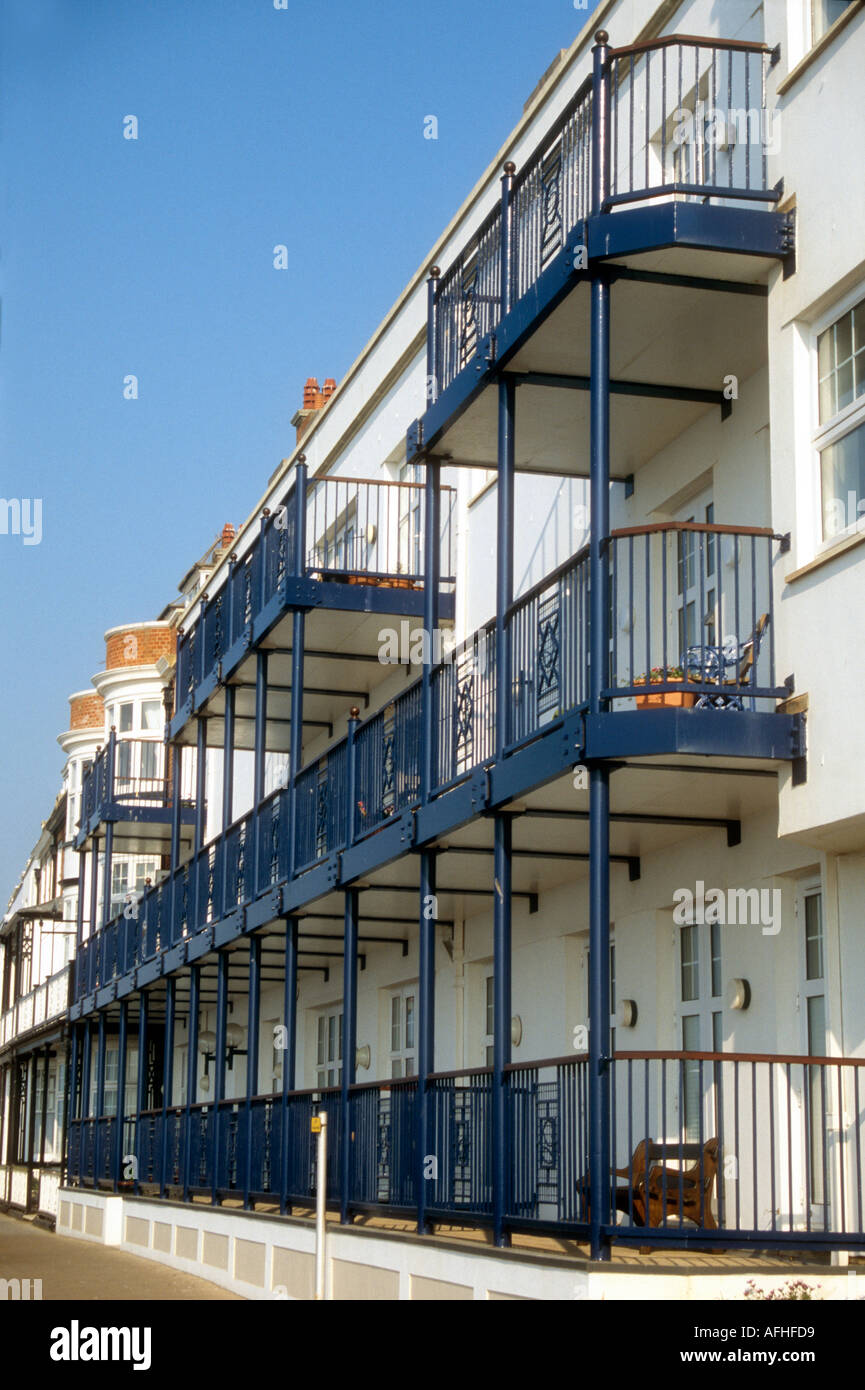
[611,521,778,539]
[614,1049,865,1067]
[610,35,772,59]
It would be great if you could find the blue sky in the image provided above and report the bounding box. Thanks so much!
[0,0,601,896]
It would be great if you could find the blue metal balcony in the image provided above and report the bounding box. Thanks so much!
[170,472,456,742]
[70,521,801,1014]
[75,733,196,854]
[65,1047,865,1252]
[408,34,794,472]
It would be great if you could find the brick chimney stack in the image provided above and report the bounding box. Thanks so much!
[292,375,336,443]
[220,522,236,551]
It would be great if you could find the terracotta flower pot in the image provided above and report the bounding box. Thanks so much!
[634,683,698,710]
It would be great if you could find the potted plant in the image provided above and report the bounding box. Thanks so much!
[632,664,698,710]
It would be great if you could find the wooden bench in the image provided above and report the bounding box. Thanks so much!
[642,1137,719,1229]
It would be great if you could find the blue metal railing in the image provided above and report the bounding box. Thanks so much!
[432,35,778,398]
[608,524,787,710]
[174,475,456,725]
[66,1051,865,1250]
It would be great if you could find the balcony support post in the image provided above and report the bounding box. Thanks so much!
[492,812,513,1247]
[102,822,115,930]
[587,25,613,1264]
[38,1045,50,1167]
[211,951,229,1205]
[221,685,236,916]
[193,717,208,928]
[253,650,269,895]
[416,849,437,1233]
[134,992,149,1195]
[340,887,359,1225]
[421,460,441,802]
[243,935,261,1208]
[80,1020,92,1124]
[64,1025,80,1183]
[169,741,183,941]
[114,999,128,1191]
[279,915,298,1214]
[182,965,200,1201]
[25,1053,38,1205]
[75,849,86,996]
[500,161,515,317]
[95,1011,107,1182]
[88,836,100,987]
[495,377,516,758]
[159,977,175,1196]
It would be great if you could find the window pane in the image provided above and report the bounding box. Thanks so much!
[680,924,699,1002]
[405,995,415,1050]
[712,1011,723,1052]
[141,700,162,731]
[391,996,401,1051]
[118,703,133,732]
[141,742,160,781]
[805,893,824,980]
[821,419,865,538]
[807,994,826,1057]
[327,1015,335,1064]
[485,975,494,1035]
[813,0,854,42]
[710,921,722,998]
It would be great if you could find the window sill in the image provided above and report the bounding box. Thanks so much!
[785,526,865,583]
[777,1,864,96]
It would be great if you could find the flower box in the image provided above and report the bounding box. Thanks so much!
[633,668,698,710]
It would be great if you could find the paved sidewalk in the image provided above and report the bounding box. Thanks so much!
[0,1213,242,1300]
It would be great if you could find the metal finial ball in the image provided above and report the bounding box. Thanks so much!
[503,161,516,175]
[595,29,609,44]
[229,553,237,563]
[430,265,440,279]
[262,507,270,518]
[349,706,360,719]
[297,453,307,464]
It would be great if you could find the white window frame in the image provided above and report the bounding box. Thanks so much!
[387,984,417,1079]
[315,1006,343,1090]
[810,281,865,551]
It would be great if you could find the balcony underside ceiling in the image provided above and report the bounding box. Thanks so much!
[435,257,769,479]
[97,820,195,858]
[176,607,435,749]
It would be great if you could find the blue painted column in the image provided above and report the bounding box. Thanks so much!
[193,717,208,930]
[75,850,86,998]
[492,813,513,1247]
[80,1021,92,1122]
[169,740,184,943]
[211,951,229,1204]
[587,28,613,1264]
[159,977,176,1195]
[113,1000,128,1189]
[252,650,269,895]
[491,198,517,1247]
[133,993,149,1194]
[495,378,515,758]
[221,684,236,916]
[339,888,359,1224]
[420,460,441,803]
[182,965,200,1201]
[287,458,308,882]
[279,915,298,1214]
[88,836,100,992]
[95,1011,107,1181]
[243,935,261,1207]
[416,850,437,1232]
[102,822,115,929]
[64,1025,80,1184]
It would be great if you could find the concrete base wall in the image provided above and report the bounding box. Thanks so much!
[55,1189,858,1301]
